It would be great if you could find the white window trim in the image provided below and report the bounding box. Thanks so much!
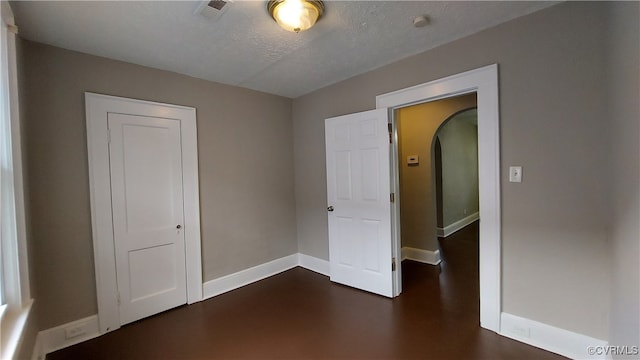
[1,2,34,359]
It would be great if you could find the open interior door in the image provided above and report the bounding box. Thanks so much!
[325,108,393,297]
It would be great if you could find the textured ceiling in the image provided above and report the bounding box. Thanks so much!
[11,1,558,98]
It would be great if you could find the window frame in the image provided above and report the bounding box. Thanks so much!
[0,2,33,359]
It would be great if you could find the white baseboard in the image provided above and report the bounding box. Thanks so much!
[35,253,321,358]
[202,254,299,300]
[31,333,43,360]
[33,315,100,359]
[500,312,608,359]
[298,253,330,276]
[401,247,441,265]
[437,212,479,237]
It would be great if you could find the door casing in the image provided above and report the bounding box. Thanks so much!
[85,92,203,334]
[376,64,501,333]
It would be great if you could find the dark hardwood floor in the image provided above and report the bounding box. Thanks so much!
[48,221,564,359]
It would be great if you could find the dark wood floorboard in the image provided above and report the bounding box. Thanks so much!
[48,221,565,359]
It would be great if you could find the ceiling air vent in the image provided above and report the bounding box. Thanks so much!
[195,0,233,21]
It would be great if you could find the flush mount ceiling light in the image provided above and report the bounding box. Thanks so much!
[267,0,325,33]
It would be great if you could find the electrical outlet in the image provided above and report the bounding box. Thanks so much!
[65,324,87,339]
[509,324,531,338]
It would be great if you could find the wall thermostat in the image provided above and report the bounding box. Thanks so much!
[407,155,419,165]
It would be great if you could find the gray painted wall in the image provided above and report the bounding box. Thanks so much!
[438,109,479,228]
[13,0,638,349]
[19,41,297,329]
[292,2,610,339]
[605,1,640,353]
[397,94,476,251]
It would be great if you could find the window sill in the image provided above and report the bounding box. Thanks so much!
[0,299,33,360]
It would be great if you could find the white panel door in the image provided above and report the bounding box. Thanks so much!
[108,113,187,325]
[325,108,393,297]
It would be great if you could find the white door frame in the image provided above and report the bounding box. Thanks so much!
[85,92,203,334]
[376,64,501,333]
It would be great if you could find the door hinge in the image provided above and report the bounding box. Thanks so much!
[117,292,121,306]
[392,257,397,272]
[390,193,395,203]
[388,123,393,144]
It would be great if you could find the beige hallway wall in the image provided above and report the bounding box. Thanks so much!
[397,94,476,251]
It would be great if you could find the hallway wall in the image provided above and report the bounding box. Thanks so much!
[437,110,479,229]
[397,94,476,251]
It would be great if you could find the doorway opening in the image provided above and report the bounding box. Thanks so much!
[395,93,477,266]
[376,64,501,332]
[434,108,479,239]
[396,97,480,322]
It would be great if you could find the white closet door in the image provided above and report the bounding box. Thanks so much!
[108,113,187,325]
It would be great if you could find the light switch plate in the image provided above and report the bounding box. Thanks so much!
[509,166,522,183]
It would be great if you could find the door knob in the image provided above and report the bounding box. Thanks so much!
[176,225,182,229]
[327,206,334,212]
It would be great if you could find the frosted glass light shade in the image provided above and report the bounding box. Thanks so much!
[268,0,324,33]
